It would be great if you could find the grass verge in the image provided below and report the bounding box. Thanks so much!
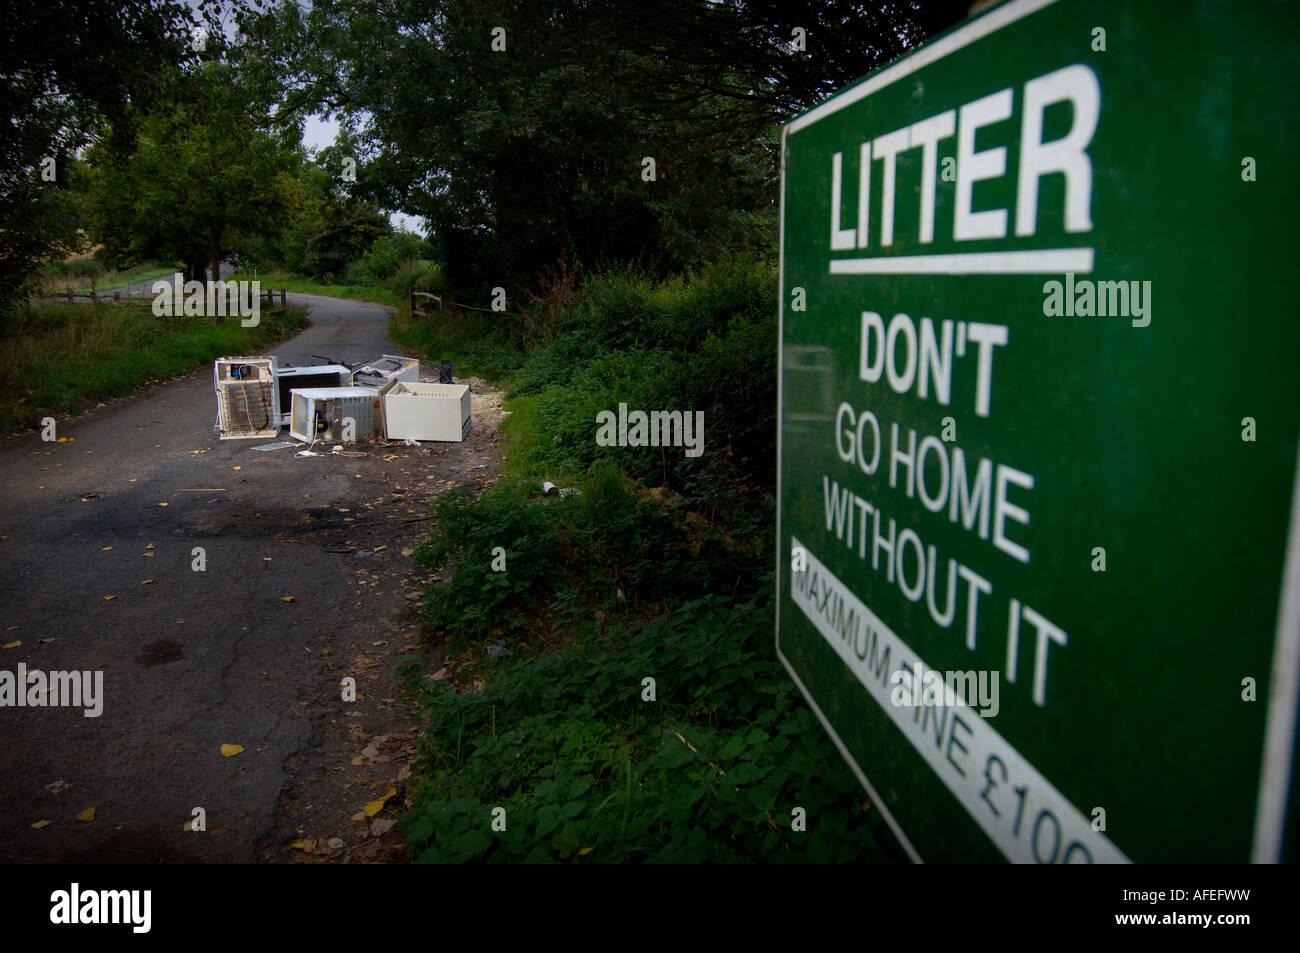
[397,589,901,863]
[0,299,309,434]
[392,259,905,863]
[38,261,176,295]
[228,267,404,308]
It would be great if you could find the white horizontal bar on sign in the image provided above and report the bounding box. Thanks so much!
[789,538,1129,864]
[829,248,1094,275]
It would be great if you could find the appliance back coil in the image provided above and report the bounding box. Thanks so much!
[215,356,279,439]
[222,381,274,431]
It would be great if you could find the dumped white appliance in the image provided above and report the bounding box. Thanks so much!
[273,364,352,427]
[289,386,382,444]
[352,354,419,389]
[214,356,279,440]
[379,381,471,442]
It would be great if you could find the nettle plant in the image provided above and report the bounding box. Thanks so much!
[398,592,901,863]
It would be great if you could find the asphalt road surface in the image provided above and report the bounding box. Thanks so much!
[0,293,497,862]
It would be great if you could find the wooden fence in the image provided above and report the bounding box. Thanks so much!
[409,290,442,318]
[30,286,290,311]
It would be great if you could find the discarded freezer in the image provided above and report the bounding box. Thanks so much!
[352,354,419,389]
[214,356,279,440]
[273,364,352,427]
[380,381,471,442]
[289,386,382,444]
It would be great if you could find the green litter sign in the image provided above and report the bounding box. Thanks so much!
[776,0,1300,863]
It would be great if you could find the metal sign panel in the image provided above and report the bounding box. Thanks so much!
[776,0,1300,862]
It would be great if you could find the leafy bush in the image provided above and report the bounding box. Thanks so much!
[391,256,867,865]
[414,460,742,647]
[399,590,900,863]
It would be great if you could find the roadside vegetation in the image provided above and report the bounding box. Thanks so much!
[0,300,306,434]
[228,234,448,310]
[391,259,904,862]
[36,257,174,295]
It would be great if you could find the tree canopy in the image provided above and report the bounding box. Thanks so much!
[243,0,969,291]
[0,0,201,318]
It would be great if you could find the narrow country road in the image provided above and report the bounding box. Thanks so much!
[0,293,500,863]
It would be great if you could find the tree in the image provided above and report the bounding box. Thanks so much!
[85,60,300,283]
[242,0,969,291]
[0,0,200,322]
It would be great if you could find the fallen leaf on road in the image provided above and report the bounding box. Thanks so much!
[141,552,154,557]
[103,595,115,601]
[45,779,69,794]
[287,839,316,852]
[146,543,154,549]
[220,744,244,757]
[373,545,387,552]
[397,765,412,782]
[327,837,345,850]
[350,812,366,822]
[157,502,167,507]
[31,820,50,830]
[370,819,396,837]
[350,756,364,767]
[232,466,242,471]
[76,808,95,822]
[39,638,54,644]
[101,546,112,551]
[280,596,294,603]
[3,641,19,649]
[364,786,397,818]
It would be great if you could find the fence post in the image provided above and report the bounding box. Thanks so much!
[66,286,73,303]
[280,288,286,308]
